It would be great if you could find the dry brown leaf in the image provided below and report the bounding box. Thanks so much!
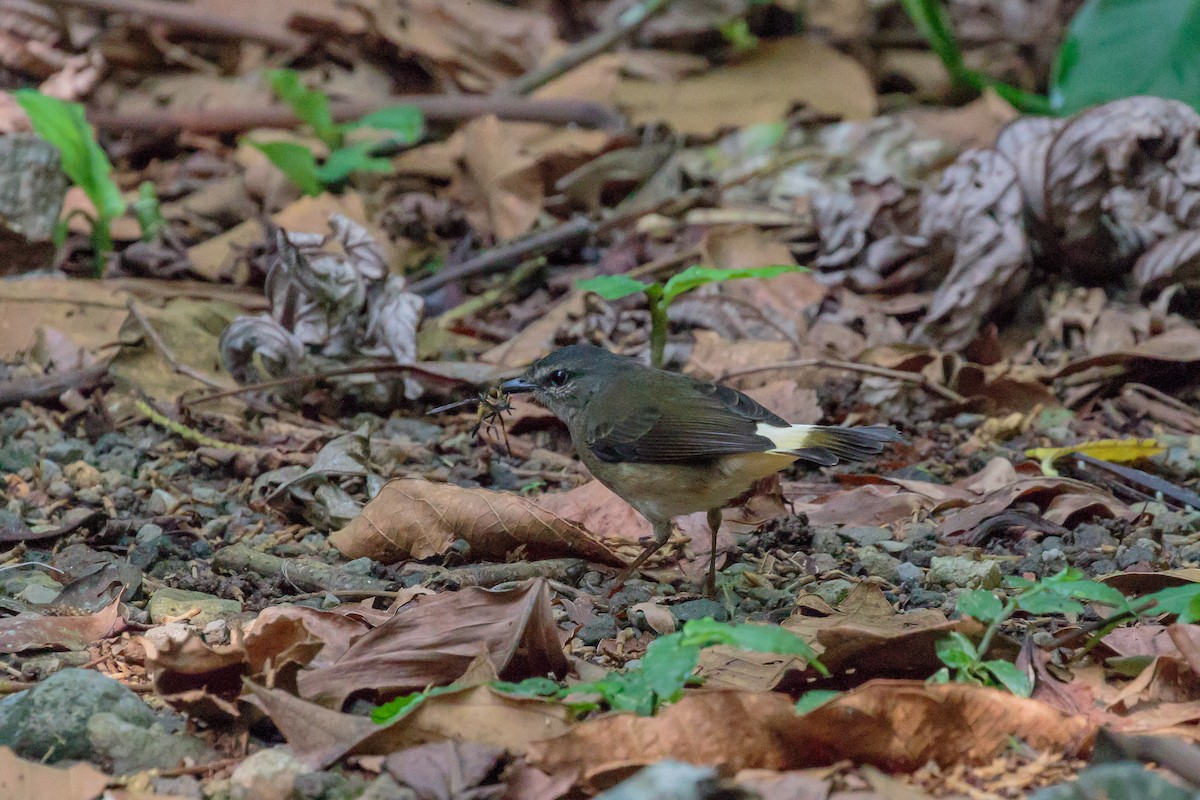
[685,331,795,389]
[247,680,569,768]
[938,475,1130,538]
[902,89,1019,150]
[1056,324,1200,380]
[529,682,1094,790]
[787,483,935,527]
[451,115,544,241]
[0,598,124,654]
[480,293,586,368]
[615,37,876,136]
[386,740,506,800]
[696,584,982,692]
[0,746,109,800]
[534,479,652,544]
[298,579,570,709]
[1135,229,1200,294]
[330,479,625,567]
[1100,568,1200,596]
[0,277,128,360]
[186,193,387,283]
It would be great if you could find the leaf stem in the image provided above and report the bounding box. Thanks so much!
[647,289,668,369]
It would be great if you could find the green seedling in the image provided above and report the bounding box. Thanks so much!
[577,264,803,368]
[131,181,164,241]
[372,618,826,724]
[250,69,425,196]
[15,90,128,276]
[902,0,1200,115]
[936,567,1136,696]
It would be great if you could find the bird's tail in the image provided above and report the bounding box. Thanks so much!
[758,424,903,466]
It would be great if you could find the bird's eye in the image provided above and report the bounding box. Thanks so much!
[547,369,569,387]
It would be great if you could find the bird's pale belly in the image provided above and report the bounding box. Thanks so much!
[584,451,797,523]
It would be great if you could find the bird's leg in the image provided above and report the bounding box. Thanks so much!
[706,507,722,597]
[607,519,672,598]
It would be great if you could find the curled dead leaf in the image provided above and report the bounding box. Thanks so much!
[528,682,1094,790]
[329,479,626,567]
[298,578,570,709]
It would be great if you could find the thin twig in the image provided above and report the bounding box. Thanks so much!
[0,361,110,408]
[1050,598,1158,649]
[90,97,625,135]
[125,299,226,390]
[409,216,596,293]
[45,0,306,49]
[501,0,674,95]
[283,588,409,602]
[719,358,968,404]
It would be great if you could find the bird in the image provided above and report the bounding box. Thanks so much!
[501,344,903,596]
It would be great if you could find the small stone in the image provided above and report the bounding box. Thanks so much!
[877,540,909,554]
[190,486,223,505]
[46,480,72,499]
[230,747,313,800]
[1071,524,1118,551]
[45,439,88,463]
[0,669,155,762]
[841,526,892,547]
[359,774,418,800]
[927,556,1002,589]
[87,712,216,775]
[136,523,164,543]
[75,487,103,505]
[810,527,843,556]
[896,562,924,584]
[148,588,242,626]
[577,614,620,646]
[671,599,728,624]
[812,579,853,605]
[808,553,839,574]
[63,460,102,489]
[342,557,376,576]
[1118,545,1155,569]
[1041,548,1065,562]
[15,582,59,605]
[147,488,181,515]
[39,460,62,481]
[952,413,986,428]
[857,546,901,583]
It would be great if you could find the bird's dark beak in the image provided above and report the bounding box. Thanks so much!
[500,377,536,394]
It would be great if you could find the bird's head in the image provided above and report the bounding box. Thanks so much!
[500,344,632,424]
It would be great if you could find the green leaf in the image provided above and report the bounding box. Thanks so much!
[957,590,1005,622]
[577,274,653,300]
[15,90,126,222]
[897,0,965,76]
[982,660,1033,697]
[1017,592,1085,616]
[268,69,340,148]
[935,632,979,669]
[317,142,392,184]
[371,683,462,725]
[795,690,841,714]
[131,181,164,241]
[928,667,951,684]
[249,140,323,196]
[1146,583,1200,622]
[679,618,826,674]
[1051,0,1200,115]
[1045,580,1130,610]
[490,677,562,697]
[661,265,802,304]
[353,104,425,143]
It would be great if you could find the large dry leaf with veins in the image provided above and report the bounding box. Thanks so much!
[247,679,570,769]
[298,579,570,709]
[696,583,982,692]
[329,479,625,567]
[0,597,124,654]
[529,682,1094,790]
[0,746,109,800]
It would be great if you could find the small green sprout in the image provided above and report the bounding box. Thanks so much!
[577,264,803,368]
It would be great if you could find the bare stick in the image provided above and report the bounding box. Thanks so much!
[45,0,306,49]
[408,215,595,293]
[718,358,968,404]
[89,96,625,135]
[125,299,226,390]
[502,0,674,96]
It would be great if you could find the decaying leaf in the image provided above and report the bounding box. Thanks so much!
[0,746,109,800]
[529,682,1094,790]
[298,579,571,709]
[0,597,124,654]
[1026,439,1165,474]
[329,479,626,567]
[247,679,570,769]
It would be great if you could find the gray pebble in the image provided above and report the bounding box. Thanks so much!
[841,526,893,547]
[671,599,728,623]
[577,615,620,646]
